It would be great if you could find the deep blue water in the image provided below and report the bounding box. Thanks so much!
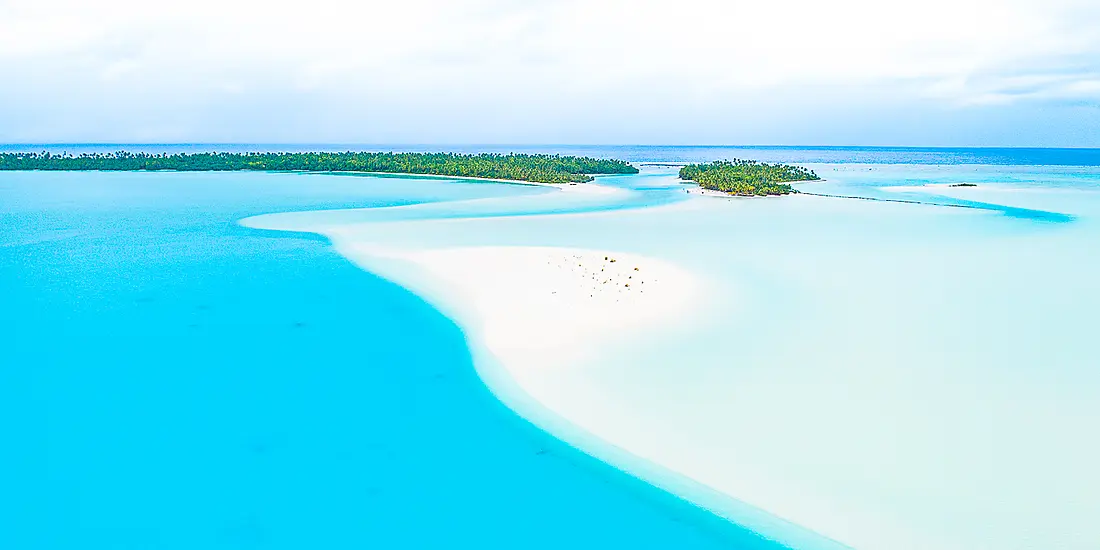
[0,171,779,549]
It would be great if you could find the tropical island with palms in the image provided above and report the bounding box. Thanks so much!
[2,151,824,197]
[0,151,638,184]
[679,159,821,195]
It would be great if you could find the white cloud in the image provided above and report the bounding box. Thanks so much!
[0,0,1098,143]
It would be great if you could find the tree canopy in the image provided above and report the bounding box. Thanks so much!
[679,159,819,196]
[0,151,639,184]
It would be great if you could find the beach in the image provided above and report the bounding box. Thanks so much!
[331,245,700,368]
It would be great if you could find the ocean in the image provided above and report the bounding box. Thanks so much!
[3,146,1099,549]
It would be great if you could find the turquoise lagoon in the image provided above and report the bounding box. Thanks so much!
[0,169,774,549]
[3,147,1100,550]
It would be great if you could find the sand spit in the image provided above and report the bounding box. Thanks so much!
[327,241,846,550]
[331,244,701,370]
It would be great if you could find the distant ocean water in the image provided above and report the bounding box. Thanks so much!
[3,146,1099,550]
[5,143,1100,166]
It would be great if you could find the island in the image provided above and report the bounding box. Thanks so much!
[679,159,820,196]
[0,151,638,184]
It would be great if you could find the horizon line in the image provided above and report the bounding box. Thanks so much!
[3,143,1100,151]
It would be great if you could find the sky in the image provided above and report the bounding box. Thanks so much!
[1,0,1098,146]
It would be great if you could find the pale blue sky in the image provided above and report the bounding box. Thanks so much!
[1,0,1098,146]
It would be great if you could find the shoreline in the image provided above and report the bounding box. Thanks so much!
[325,242,844,550]
[684,179,823,198]
[0,167,624,188]
[240,179,848,549]
[307,169,606,188]
[242,174,850,550]
[234,174,1076,550]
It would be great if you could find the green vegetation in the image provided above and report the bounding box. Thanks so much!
[0,151,638,184]
[679,159,820,196]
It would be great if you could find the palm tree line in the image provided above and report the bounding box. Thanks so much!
[679,159,820,195]
[0,151,639,184]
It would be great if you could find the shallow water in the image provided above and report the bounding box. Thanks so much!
[249,157,1100,550]
[4,148,1100,550]
[0,170,786,549]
